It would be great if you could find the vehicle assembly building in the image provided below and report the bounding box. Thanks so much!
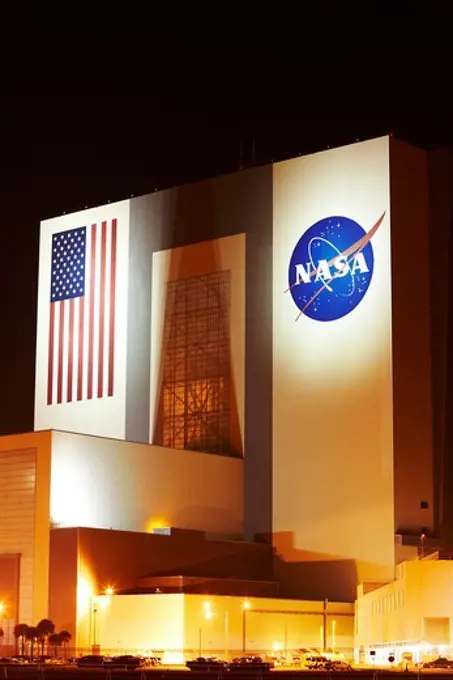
[1,136,452,658]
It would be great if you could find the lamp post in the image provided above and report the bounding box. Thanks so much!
[224,610,229,661]
[92,600,98,648]
[0,602,4,647]
[332,620,336,652]
[241,600,251,655]
[199,602,213,658]
[92,586,114,652]
[323,599,328,652]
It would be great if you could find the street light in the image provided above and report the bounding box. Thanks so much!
[0,601,4,642]
[92,597,98,648]
[241,600,251,654]
[224,610,229,662]
[199,601,214,657]
[105,586,114,596]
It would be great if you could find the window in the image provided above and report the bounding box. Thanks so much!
[162,271,231,455]
[421,501,429,509]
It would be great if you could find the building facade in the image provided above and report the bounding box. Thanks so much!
[1,135,452,653]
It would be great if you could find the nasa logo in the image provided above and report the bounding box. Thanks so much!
[287,213,385,322]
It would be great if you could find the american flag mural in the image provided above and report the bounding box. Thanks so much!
[47,219,117,405]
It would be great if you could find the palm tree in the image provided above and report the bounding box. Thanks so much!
[13,623,28,656]
[36,619,55,656]
[25,626,39,659]
[58,630,72,658]
[48,633,62,658]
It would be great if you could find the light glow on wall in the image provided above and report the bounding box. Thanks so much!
[145,517,170,533]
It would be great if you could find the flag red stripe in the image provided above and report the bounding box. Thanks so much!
[47,303,55,405]
[98,221,107,398]
[67,298,75,402]
[108,218,117,397]
[77,297,85,401]
[57,301,65,404]
[87,224,97,400]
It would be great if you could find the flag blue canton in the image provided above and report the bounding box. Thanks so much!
[50,227,87,302]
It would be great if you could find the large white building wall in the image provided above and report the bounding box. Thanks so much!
[272,137,394,599]
[49,430,243,536]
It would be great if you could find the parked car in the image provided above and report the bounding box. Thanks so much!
[229,656,273,671]
[75,655,108,667]
[187,657,227,671]
[423,657,453,669]
[110,655,146,669]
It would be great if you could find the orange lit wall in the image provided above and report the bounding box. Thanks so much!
[95,593,185,657]
[91,593,354,659]
[272,138,394,601]
[356,558,453,654]
[48,528,78,637]
[49,526,273,648]
[0,431,51,625]
[49,430,243,536]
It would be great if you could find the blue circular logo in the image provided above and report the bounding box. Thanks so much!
[288,215,375,322]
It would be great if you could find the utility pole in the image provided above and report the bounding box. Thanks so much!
[323,599,328,651]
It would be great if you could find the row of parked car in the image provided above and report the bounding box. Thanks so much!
[0,655,162,669]
[422,657,453,669]
[186,655,353,672]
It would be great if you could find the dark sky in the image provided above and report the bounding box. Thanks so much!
[1,91,452,435]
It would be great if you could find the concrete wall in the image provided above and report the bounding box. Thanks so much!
[126,170,273,539]
[183,594,354,658]
[390,139,434,536]
[34,166,273,540]
[87,592,354,659]
[0,431,51,627]
[50,430,243,536]
[95,593,185,659]
[272,137,395,600]
[429,148,453,544]
[48,528,78,636]
[356,558,453,662]
[48,526,274,647]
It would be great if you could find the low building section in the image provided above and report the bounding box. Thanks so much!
[356,553,453,665]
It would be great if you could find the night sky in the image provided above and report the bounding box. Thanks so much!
[1,91,452,435]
